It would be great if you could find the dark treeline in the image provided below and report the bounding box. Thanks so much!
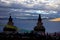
[0,32,60,40]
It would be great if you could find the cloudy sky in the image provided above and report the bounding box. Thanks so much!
[0,0,60,19]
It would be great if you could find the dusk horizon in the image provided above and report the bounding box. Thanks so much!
[0,0,60,33]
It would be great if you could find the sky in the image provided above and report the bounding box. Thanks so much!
[0,0,60,19]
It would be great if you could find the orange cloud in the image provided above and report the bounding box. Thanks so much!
[49,18,60,22]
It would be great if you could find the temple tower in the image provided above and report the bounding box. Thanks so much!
[3,15,17,33]
[34,14,45,34]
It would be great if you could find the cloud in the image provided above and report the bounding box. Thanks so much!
[11,9,57,14]
[0,0,60,19]
[0,0,60,10]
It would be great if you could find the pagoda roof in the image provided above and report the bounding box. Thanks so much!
[5,25,17,30]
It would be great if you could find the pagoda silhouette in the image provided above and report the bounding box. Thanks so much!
[34,14,45,34]
[3,14,17,33]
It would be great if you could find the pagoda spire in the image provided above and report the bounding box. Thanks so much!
[7,13,14,25]
[38,14,42,21]
[34,14,45,33]
[37,14,43,26]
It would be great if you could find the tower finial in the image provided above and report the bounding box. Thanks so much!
[38,14,42,21]
[8,13,13,23]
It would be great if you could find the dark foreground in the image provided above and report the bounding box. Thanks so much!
[0,32,60,40]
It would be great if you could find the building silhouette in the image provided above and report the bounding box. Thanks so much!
[3,15,17,33]
[34,14,45,34]
[0,14,60,40]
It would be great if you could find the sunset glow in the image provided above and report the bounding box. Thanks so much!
[49,18,60,22]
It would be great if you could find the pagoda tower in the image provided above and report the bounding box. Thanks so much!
[34,14,45,34]
[3,15,17,33]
